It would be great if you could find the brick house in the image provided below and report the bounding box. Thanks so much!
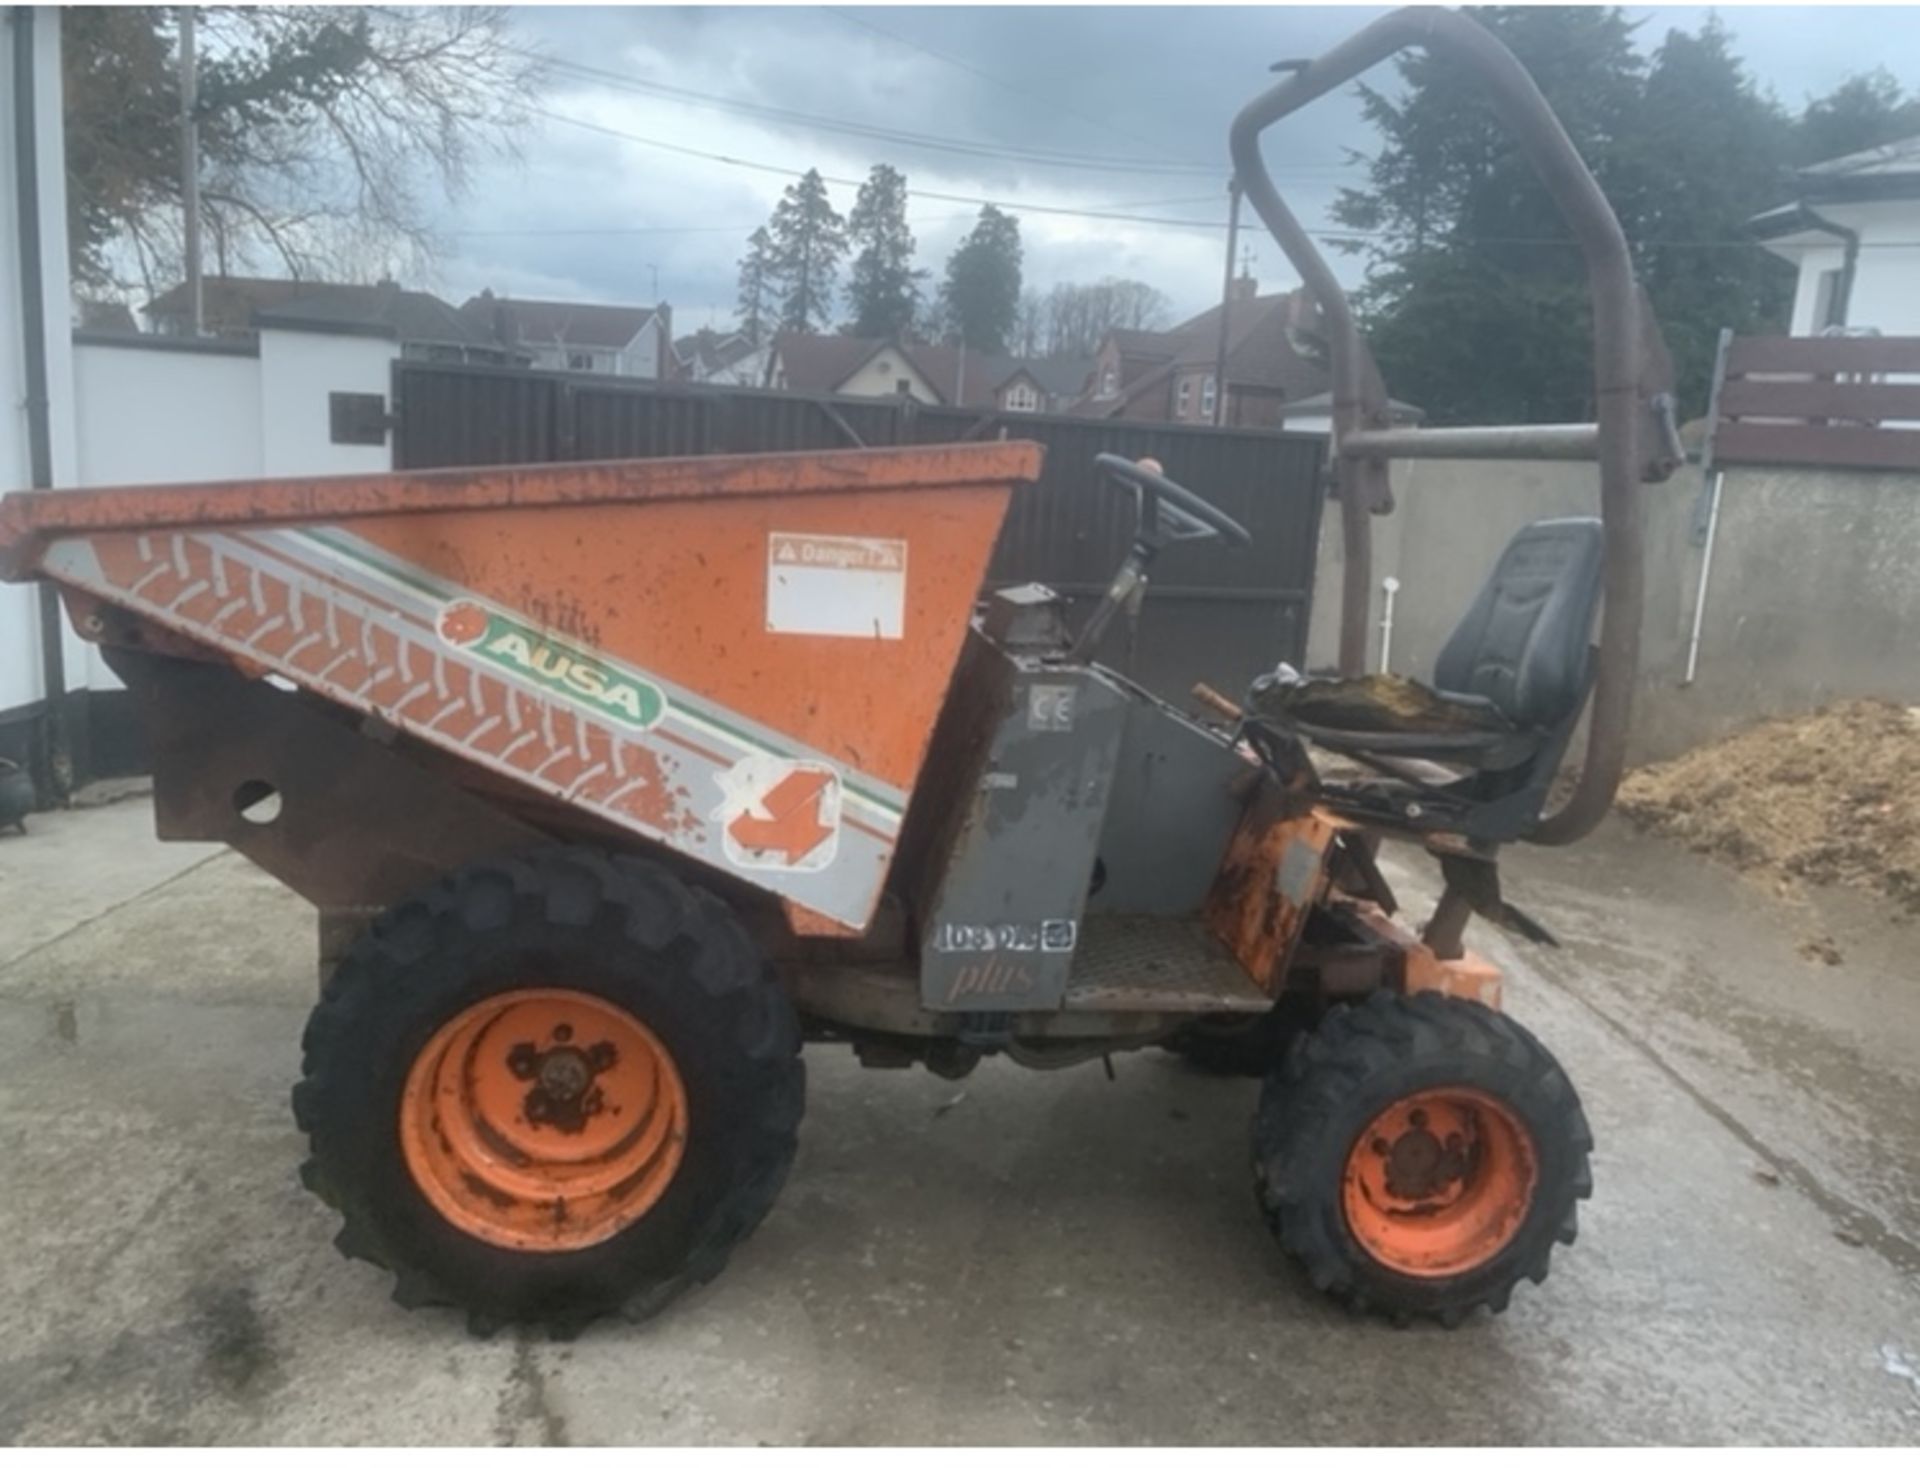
[1074,279,1332,428]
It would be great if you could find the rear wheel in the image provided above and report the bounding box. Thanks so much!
[294,847,804,1337]
[1252,990,1590,1325]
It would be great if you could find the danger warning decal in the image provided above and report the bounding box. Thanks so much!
[713,755,842,872]
[766,531,907,640]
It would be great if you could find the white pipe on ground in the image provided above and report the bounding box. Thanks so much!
[1683,470,1725,686]
[1379,575,1400,674]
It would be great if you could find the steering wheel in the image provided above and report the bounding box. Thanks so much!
[1093,453,1253,548]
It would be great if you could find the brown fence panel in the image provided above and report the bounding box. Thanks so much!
[1716,423,1920,472]
[1725,335,1920,377]
[1714,335,1920,471]
[1718,379,1920,423]
[392,363,1329,699]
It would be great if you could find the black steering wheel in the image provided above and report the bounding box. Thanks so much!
[1093,453,1253,548]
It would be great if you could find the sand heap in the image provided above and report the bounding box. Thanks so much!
[1617,699,1920,917]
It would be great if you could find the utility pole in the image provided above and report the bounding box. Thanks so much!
[179,6,203,334]
[1211,176,1242,426]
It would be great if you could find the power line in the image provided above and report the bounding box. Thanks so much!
[535,52,1263,180]
[530,107,1239,230]
[523,109,1895,255]
[447,196,1225,240]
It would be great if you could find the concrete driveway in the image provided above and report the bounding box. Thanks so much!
[0,796,1916,1445]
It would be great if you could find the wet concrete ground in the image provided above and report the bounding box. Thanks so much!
[0,796,1917,1445]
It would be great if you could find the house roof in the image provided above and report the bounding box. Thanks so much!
[466,293,665,350]
[772,332,891,394]
[77,299,137,333]
[1077,288,1331,417]
[1281,390,1426,425]
[903,341,1023,409]
[771,332,1085,409]
[1801,133,1920,181]
[144,275,498,348]
[1750,133,1920,237]
[1008,355,1095,399]
[254,283,499,348]
[145,275,342,335]
[674,328,759,374]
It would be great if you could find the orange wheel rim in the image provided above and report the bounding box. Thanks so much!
[1341,1087,1537,1278]
[399,988,688,1252]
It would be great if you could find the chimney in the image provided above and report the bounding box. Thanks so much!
[1230,274,1259,305]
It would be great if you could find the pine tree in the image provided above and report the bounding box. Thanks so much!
[844,165,924,338]
[939,205,1023,355]
[736,226,775,345]
[1324,6,1877,421]
[1795,71,1920,166]
[1331,6,1649,424]
[765,169,847,336]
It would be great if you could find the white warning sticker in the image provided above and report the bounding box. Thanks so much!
[766,532,908,639]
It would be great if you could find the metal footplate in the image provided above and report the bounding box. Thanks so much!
[1062,915,1272,1013]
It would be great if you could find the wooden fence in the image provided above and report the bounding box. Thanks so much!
[1715,335,1920,472]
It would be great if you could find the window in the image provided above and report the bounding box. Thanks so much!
[1005,382,1039,412]
[567,350,595,372]
[1176,377,1193,417]
[1201,375,1218,420]
[1812,267,1846,331]
[1100,366,1118,398]
[897,378,913,396]
[329,392,389,446]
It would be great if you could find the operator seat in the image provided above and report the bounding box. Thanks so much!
[1252,517,1605,842]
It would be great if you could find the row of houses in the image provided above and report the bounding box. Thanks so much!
[114,271,1393,430]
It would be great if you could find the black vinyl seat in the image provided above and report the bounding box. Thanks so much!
[1251,517,1606,841]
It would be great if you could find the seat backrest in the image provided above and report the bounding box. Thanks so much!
[1432,517,1604,729]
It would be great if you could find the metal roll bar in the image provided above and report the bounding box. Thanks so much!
[1229,5,1678,846]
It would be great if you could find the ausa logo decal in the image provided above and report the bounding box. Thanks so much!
[438,601,665,729]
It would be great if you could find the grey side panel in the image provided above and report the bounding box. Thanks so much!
[920,655,1128,1012]
[1087,694,1251,916]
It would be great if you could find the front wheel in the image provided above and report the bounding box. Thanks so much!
[293,847,804,1337]
[1252,990,1591,1325]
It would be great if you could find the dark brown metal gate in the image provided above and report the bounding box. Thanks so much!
[391,362,1328,702]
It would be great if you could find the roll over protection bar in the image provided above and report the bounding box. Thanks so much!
[1228,5,1678,845]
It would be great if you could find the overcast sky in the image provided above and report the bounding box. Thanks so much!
[420,5,1920,335]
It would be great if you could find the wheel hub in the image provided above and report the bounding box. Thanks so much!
[399,989,688,1252]
[1378,1106,1472,1202]
[1342,1087,1538,1277]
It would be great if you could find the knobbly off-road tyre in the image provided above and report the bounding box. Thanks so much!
[1252,989,1591,1326]
[293,847,804,1338]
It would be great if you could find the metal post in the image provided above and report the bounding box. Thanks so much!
[11,6,71,801]
[1212,177,1241,426]
[1682,471,1723,686]
[179,6,202,334]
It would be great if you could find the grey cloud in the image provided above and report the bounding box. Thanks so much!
[427,6,1918,330]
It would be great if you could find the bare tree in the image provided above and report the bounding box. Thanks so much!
[1041,277,1173,358]
[1013,289,1045,358]
[64,6,542,293]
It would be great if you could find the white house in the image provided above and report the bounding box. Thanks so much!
[1750,135,1920,336]
[672,328,770,387]
[462,292,672,378]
